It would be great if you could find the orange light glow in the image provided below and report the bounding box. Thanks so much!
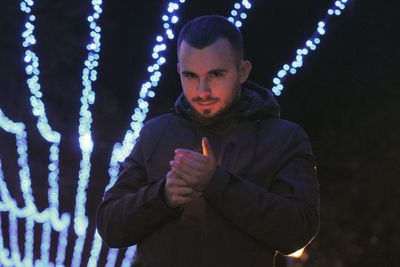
[288,247,305,259]
[202,137,209,156]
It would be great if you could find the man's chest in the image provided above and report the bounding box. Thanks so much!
[142,123,285,187]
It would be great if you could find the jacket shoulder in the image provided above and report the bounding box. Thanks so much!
[259,117,308,137]
[143,113,173,132]
[138,113,174,161]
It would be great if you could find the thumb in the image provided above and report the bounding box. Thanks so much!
[202,137,214,158]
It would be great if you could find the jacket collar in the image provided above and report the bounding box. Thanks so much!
[172,80,280,130]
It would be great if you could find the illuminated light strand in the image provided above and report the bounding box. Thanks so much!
[6,0,97,264]
[108,0,187,264]
[20,0,72,259]
[227,0,252,28]
[9,213,21,265]
[86,230,103,267]
[20,1,60,144]
[40,221,51,265]
[104,248,118,267]
[0,112,70,266]
[55,226,69,266]
[22,0,104,265]
[0,202,13,267]
[0,160,15,267]
[5,0,102,265]
[18,0,73,265]
[87,1,188,266]
[0,110,63,267]
[120,246,137,267]
[271,0,350,96]
[0,110,35,266]
[0,113,30,265]
[24,217,34,266]
[71,0,104,266]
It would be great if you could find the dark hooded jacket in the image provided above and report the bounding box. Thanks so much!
[96,81,320,267]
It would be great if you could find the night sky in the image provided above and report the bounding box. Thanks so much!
[1,0,399,266]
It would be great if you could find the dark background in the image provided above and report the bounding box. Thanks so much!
[1,0,399,266]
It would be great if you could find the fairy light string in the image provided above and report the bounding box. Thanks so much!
[19,0,71,265]
[271,0,350,96]
[1,0,103,265]
[88,1,189,265]
[0,108,69,266]
[71,0,104,265]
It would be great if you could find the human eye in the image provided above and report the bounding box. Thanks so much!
[182,72,196,79]
[210,71,224,78]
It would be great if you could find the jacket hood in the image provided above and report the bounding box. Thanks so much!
[172,80,280,128]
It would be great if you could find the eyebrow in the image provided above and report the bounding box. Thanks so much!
[181,70,198,77]
[208,69,227,74]
[181,69,227,75]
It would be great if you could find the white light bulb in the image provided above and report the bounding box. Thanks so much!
[171,16,179,24]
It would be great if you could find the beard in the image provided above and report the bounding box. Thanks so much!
[191,86,242,122]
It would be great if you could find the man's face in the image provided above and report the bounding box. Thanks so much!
[177,38,251,119]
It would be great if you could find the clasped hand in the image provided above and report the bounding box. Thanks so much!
[164,137,216,208]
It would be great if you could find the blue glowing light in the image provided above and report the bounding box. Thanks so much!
[0,0,103,265]
[271,0,350,95]
[71,0,104,264]
[87,1,191,265]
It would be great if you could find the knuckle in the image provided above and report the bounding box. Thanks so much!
[170,195,177,203]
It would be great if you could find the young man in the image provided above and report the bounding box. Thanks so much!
[97,15,319,267]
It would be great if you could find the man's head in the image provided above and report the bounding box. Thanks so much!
[177,15,252,119]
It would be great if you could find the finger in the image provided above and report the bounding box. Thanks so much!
[168,176,190,187]
[173,156,203,171]
[171,160,199,179]
[171,186,193,197]
[172,166,195,185]
[202,137,215,158]
[167,169,191,186]
[175,149,206,162]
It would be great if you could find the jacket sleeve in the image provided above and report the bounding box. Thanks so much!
[203,125,320,255]
[96,131,181,248]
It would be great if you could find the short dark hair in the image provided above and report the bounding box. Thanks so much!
[177,15,244,63]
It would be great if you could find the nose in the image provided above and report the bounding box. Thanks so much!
[197,79,211,99]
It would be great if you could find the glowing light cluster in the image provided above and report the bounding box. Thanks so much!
[1,0,103,265]
[71,0,104,266]
[228,0,252,28]
[271,0,350,96]
[87,1,188,265]
[0,108,71,266]
[0,1,72,265]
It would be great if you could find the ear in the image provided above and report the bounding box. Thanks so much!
[239,60,252,84]
[177,62,181,74]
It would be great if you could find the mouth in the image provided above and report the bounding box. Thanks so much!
[195,100,218,106]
